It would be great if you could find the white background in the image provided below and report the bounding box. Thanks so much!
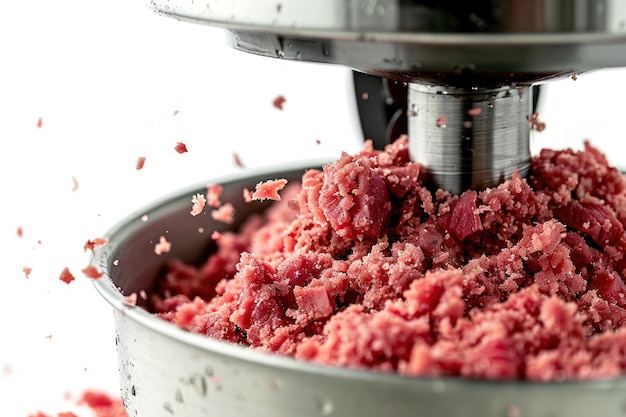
[1,1,626,415]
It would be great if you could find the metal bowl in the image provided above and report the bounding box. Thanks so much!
[92,163,626,417]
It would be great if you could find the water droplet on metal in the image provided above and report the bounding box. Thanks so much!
[487,103,494,109]
[277,50,285,58]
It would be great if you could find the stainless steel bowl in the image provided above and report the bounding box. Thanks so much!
[92,163,626,417]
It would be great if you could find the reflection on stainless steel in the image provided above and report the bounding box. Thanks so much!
[92,166,626,417]
[149,0,626,76]
[408,84,531,195]
[149,0,626,191]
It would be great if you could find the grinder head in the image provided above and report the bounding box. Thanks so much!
[149,0,626,192]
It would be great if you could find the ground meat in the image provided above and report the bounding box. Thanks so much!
[272,95,286,110]
[174,142,188,154]
[251,179,288,201]
[206,184,223,208]
[84,238,108,253]
[29,390,127,417]
[468,107,482,116]
[60,267,75,284]
[153,137,626,381]
[529,113,546,132]
[211,203,235,224]
[154,236,172,255]
[190,193,206,216]
[136,157,146,170]
[81,265,104,279]
[23,267,33,278]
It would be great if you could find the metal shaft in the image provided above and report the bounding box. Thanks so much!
[407,83,531,195]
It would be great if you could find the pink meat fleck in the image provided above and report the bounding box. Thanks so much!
[17,227,23,237]
[272,95,286,110]
[59,267,75,284]
[124,293,138,305]
[81,265,104,279]
[83,237,108,253]
[136,156,146,170]
[529,113,546,132]
[154,235,172,255]
[251,179,288,201]
[23,267,33,278]
[243,188,253,203]
[190,193,206,216]
[468,107,482,116]
[211,203,235,224]
[78,390,128,417]
[29,390,127,417]
[174,142,188,154]
[36,117,43,128]
[71,176,79,192]
[207,184,223,208]
[436,115,447,128]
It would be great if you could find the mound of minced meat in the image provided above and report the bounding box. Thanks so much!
[152,136,626,381]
